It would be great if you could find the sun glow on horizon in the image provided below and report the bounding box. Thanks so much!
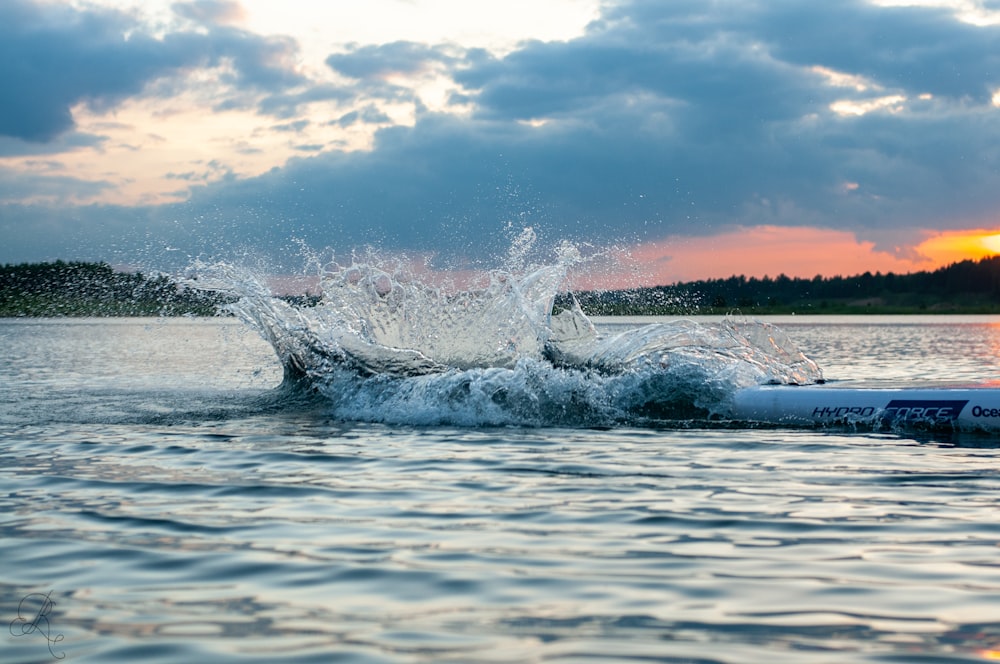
[917,229,1000,264]
[980,233,1000,254]
[585,225,1000,290]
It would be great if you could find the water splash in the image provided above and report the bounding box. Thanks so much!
[186,244,822,426]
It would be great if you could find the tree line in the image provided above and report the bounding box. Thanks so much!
[566,256,1000,315]
[0,260,227,317]
[5,256,1000,317]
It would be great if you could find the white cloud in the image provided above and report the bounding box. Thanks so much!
[811,65,874,92]
[830,94,908,116]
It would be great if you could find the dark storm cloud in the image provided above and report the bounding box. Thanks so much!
[0,132,107,158]
[323,41,491,106]
[161,108,777,266]
[746,0,1000,103]
[209,30,304,91]
[0,0,304,143]
[0,167,114,203]
[459,0,1000,125]
[6,0,1000,267]
[256,84,356,119]
[326,41,464,79]
[157,0,1000,261]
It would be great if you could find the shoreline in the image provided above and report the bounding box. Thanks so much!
[4,306,1000,319]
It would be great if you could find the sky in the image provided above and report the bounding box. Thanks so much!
[2,0,1000,287]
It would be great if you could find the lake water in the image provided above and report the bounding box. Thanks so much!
[3,315,1000,663]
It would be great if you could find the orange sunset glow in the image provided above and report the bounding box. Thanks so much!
[919,229,1000,264]
[597,225,1000,288]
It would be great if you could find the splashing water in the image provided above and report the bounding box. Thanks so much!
[186,244,822,427]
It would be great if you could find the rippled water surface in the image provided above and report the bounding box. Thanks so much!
[4,316,1000,663]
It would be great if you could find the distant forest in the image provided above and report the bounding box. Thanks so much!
[0,261,226,317]
[565,255,1000,315]
[4,257,1000,317]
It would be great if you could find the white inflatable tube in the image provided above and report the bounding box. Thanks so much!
[730,385,1000,431]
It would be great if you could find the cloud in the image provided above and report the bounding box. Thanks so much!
[172,0,246,26]
[320,41,490,111]
[459,0,1000,136]
[750,1,1000,103]
[272,119,311,133]
[4,0,1000,275]
[161,0,999,262]
[0,132,108,158]
[326,41,464,80]
[0,0,305,143]
[206,29,305,92]
[0,166,114,204]
[333,105,392,128]
[255,83,357,119]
